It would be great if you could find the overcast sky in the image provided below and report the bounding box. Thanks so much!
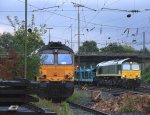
[0,0,150,52]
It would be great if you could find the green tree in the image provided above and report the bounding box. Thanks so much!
[7,15,46,80]
[0,32,14,49]
[122,45,135,53]
[100,43,135,53]
[137,47,150,54]
[78,40,99,53]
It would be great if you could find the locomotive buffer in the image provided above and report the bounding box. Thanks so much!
[0,79,56,115]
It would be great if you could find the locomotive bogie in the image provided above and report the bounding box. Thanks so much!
[37,81,74,101]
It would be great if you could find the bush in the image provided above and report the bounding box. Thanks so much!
[142,65,150,83]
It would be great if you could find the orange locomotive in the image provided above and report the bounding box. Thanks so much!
[37,42,74,101]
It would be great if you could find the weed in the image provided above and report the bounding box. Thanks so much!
[67,90,83,102]
[34,98,74,115]
[67,89,91,105]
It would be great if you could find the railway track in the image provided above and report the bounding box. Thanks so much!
[99,87,150,97]
[86,82,150,96]
[133,84,150,94]
[99,87,127,96]
[67,101,109,115]
[73,84,150,114]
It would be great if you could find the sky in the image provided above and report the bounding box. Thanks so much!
[0,0,150,52]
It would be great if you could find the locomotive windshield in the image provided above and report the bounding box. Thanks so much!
[122,63,130,70]
[122,62,140,70]
[132,63,140,70]
[40,54,54,64]
[58,54,72,65]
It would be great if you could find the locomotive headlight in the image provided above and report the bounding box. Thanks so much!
[39,75,47,79]
[68,73,73,78]
[65,73,73,80]
[136,75,141,79]
[53,49,58,54]
[76,65,79,68]
[122,75,126,79]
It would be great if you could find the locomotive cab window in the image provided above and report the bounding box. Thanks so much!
[58,54,72,65]
[122,63,130,70]
[40,54,54,65]
[132,63,140,70]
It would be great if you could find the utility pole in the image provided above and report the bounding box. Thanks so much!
[77,5,80,54]
[142,32,145,70]
[70,25,73,49]
[71,2,96,59]
[143,32,145,52]
[142,32,146,70]
[71,2,96,54]
[46,28,53,43]
[25,0,27,79]
[71,2,96,86]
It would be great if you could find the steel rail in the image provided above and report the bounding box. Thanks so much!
[67,101,109,115]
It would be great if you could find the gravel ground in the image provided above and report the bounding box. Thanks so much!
[74,85,150,114]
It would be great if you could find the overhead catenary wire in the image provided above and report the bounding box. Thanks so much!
[1,2,150,37]
[14,0,150,30]
[44,2,66,23]
[2,0,150,51]
[32,6,60,12]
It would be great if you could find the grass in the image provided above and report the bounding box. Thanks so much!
[34,97,74,115]
[67,89,91,105]
[67,90,83,103]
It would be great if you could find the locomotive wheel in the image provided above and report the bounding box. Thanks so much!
[122,79,127,88]
[110,79,113,86]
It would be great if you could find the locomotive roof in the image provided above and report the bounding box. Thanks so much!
[39,42,73,53]
[96,58,130,67]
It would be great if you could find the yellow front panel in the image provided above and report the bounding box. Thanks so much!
[39,65,74,81]
[122,70,141,79]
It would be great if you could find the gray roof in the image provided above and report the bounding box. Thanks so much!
[96,58,130,67]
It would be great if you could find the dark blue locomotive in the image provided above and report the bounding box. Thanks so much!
[75,65,96,84]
